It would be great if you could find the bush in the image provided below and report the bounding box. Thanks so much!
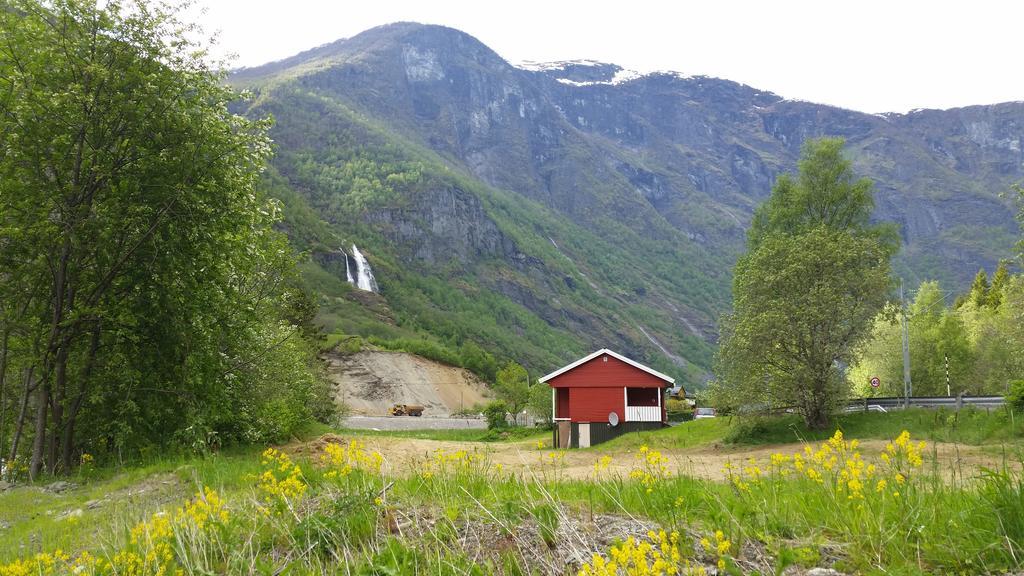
[665,398,693,422]
[483,400,510,430]
[458,341,499,381]
[450,404,484,418]
[1008,380,1024,412]
[367,336,500,382]
[333,335,363,355]
[367,336,462,367]
[724,415,804,445]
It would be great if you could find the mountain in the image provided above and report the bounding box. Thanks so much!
[230,22,1022,388]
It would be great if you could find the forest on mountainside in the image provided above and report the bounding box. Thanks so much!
[229,21,1023,387]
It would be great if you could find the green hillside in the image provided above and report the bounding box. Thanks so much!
[229,23,1022,388]
[244,84,721,385]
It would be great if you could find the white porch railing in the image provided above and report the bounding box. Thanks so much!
[625,405,661,422]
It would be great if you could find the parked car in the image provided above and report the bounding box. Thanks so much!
[694,407,716,419]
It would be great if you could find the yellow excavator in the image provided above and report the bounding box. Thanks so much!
[389,404,424,417]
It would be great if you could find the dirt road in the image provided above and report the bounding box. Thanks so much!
[313,434,1016,481]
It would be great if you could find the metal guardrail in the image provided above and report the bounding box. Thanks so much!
[844,395,1005,410]
[843,404,888,413]
[759,395,1006,415]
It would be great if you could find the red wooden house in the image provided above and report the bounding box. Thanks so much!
[541,349,674,448]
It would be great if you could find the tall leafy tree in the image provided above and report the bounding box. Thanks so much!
[747,138,897,251]
[527,383,553,424]
[906,283,973,395]
[717,138,897,429]
[969,269,991,308]
[988,261,1011,308]
[494,361,530,425]
[958,273,1024,395]
[847,307,902,396]
[0,0,327,476]
[855,273,1023,397]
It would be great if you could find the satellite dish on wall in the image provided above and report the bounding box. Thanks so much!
[608,412,619,427]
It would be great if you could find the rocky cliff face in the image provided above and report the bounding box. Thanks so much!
[364,185,515,265]
[243,23,1019,283]
[231,23,1022,384]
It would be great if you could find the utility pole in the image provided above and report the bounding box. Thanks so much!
[945,354,950,397]
[900,278,912,407]
[523,368,529,427]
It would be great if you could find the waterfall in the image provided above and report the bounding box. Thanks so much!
[344,251,354,284]
[350,244,379,293]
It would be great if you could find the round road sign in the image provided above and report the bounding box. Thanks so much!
[870,376,881,388]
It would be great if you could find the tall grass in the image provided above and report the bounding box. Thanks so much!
[2,430,1022,574]
[613,407,1024,451]
[724,406,1024,445]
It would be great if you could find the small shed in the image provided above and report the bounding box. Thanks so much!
[541,349,673,448]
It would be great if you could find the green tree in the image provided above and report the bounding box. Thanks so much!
[747,138,896,252]
[0,0,327,476]
[907,283,973,396]
[1008,380,1024,412]
[717,138,896,429]
[483,400,510,430]
[494,362,530,425]
[458,341,499,382]
[853,282,975,397]
[718,229,893,428]
[847,309,902,397]
[960,275,1024,394]
[969,269,990,308]
[527,383,552,425]
[988,260,1011,308]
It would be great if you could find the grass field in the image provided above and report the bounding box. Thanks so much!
[603,406,1024,452]
[1,410,1023,574]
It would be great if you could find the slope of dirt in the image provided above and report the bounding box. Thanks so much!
[325,350,493,417]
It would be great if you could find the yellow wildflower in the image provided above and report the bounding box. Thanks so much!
[257,448,307,504]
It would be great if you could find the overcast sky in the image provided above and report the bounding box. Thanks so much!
[191,0,1021,114]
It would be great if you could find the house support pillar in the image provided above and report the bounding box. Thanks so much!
[658,387,662,422]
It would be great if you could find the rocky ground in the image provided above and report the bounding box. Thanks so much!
[325,350,493,417]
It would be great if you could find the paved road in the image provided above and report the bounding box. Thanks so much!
[341,416,487,431]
